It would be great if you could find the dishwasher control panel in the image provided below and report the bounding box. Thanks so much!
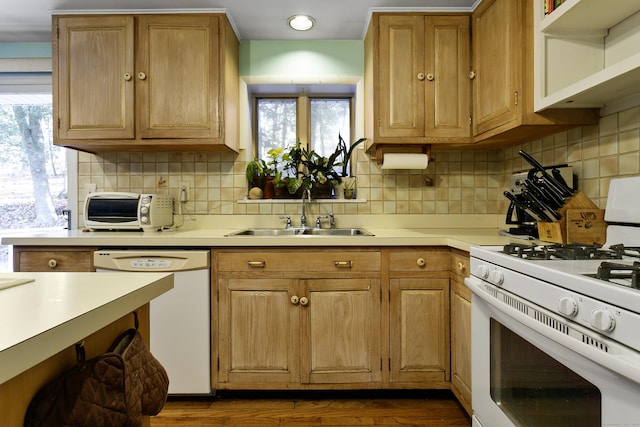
[130,258,174,269]
[94,250,210,272]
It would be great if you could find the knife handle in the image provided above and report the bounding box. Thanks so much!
[519,150,545,171]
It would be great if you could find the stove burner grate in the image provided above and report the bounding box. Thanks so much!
[591,261,640,289]
[503,243,623,261]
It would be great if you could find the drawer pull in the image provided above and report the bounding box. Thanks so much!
[334,261,353,268]
[416,258,426,268]
[247,261,266,268]
[457,262,466,272]
[48,259,58,269]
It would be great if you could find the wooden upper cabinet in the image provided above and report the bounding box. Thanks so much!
[365,13,471,149]
[472,0,520,136]
[136,15,219,140]
[470,0,598,146]
[53,13,239,152]
[56,16,135,140]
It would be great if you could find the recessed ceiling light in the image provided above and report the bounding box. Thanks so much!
[288,15,315,31]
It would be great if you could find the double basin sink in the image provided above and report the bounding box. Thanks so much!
[225,227,374,237]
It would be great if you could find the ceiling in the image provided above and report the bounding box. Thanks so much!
[1,0,478,43]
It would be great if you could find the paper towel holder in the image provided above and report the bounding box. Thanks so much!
[371,144,432,165]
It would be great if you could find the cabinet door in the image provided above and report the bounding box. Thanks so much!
[218,278,300,385]
[426,16,470,138]
[137,15,220,139]
[389,277,449,383]
[472,0,521,136]
[56,16,135,140]
[300,278,381,384]
[450,278,472,415]
[378,15,426,138]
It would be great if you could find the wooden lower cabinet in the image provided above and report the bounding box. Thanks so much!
[389,277,450,386]
[13,247,95,272]
[215,249,382,389]
[387,248,451,389]
[450,250,472,415]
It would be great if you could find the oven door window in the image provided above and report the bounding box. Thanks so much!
[490,319,601,426]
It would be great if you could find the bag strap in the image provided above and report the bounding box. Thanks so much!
[133,310,139,330]
[75,341,86,367]
[72,311,138,368]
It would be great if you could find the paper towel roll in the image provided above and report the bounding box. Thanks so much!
[381,153,429,170]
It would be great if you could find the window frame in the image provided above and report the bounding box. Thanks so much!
[252,93,356,174]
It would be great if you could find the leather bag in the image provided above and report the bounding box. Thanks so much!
[24,321,169,427]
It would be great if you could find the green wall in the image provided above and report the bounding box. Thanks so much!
[0,41,364,77]
[0,43,51,58]
[239,40,363,77]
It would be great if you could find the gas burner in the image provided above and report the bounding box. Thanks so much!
[503,243,623,261]
[609,244,640,259]
[588,261,640,289]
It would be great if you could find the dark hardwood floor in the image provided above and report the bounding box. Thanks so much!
[151,390,472,426]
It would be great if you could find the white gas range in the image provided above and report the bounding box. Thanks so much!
[466,176,640,427]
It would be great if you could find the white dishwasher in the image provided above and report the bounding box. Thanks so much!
[94,249,211,395]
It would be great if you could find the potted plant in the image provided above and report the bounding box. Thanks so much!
[337,134,366,178]
[336,134,366,199]
[246,157,268,197]
[281,142,340,198]
[272,135,367,199]
[246,147,288,199]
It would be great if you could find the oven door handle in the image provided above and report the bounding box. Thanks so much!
[466,276,640,385]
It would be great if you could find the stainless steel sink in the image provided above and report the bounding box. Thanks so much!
[302,228,373,236]
[225,228,374,237]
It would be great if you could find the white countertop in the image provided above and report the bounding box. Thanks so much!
[1,227,512,251]
[1,213,519,252]
[0,272,173,385]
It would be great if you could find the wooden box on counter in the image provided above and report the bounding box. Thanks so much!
[537,191,606,245]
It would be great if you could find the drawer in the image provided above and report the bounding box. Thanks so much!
[217,250,381,273]
[450,251,470,278]
[389,248,450,272]
[15,248,94,272]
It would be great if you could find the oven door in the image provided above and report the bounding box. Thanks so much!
[466,276,640,427]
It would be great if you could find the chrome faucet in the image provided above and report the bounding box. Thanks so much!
[300,188,311,227]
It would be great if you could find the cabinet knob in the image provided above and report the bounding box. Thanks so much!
[416,258,426,268]
[48,259,58,269]
[299,296,309,306]
[334,261,353,268]
[291,295,300,305]
[124,73,132,81]
[417,72,425,81]
[457,262,466,272]
[426,73,434,81]
[137,72,147,80]
[469,70,476,80]
[247,261,266,268]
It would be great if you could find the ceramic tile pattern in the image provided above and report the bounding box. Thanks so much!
[77,107,640,219]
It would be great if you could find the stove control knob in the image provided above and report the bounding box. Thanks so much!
[558,297,578,317]
[591,309,616,332]
[489,269,504,286]
[477,264,490,279]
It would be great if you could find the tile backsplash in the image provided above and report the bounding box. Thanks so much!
[77,107,640,222]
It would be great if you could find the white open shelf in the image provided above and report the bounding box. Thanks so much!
[535,0,640,113]
[540,0,640,33]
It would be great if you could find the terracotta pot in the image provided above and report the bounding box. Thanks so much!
[313,182,333,199]
[263,176,275,199]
